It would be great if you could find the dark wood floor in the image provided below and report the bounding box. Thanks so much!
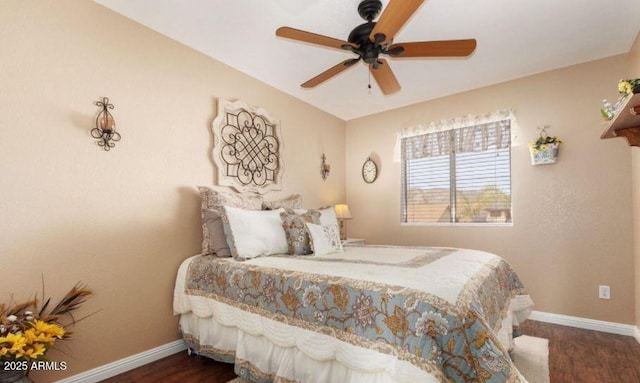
[101,320,640,383]
[100,350,236,383]
[520,321,640,383]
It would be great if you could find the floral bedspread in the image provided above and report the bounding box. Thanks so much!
[178,246,533,383]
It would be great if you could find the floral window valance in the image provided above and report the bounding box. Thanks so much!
[393,110,516,161]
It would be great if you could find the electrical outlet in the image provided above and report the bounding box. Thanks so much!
[599,285,611,300]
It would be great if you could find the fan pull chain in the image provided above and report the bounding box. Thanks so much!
[368,70,372,94]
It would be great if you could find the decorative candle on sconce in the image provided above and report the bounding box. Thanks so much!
[100,112,115,132]
[334,204,352,240]
[91,97,121,151]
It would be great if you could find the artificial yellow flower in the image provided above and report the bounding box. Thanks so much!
[618,81,630,93]
[618,79,639,96]
[540,144,548,151]
[0,332,28,359]
[24,327,54,345]
[23,343,46,359]
[32,320,65,340]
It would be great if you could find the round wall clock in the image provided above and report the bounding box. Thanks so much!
[362,157,378,183]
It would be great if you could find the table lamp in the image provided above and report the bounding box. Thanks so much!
[334,204,352,241]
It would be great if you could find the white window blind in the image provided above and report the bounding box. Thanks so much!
[401,119,512,224]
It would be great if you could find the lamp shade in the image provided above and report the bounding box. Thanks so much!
[334,204,352,220]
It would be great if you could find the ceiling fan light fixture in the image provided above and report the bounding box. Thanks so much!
[362,43,379,64]
[275,0,474,94]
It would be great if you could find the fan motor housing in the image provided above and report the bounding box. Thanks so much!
[348,22,384,64]
[348,22,375,45]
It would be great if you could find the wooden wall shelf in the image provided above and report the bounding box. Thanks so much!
[601,92,640,147]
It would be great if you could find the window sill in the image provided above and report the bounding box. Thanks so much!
[400,222,513,227]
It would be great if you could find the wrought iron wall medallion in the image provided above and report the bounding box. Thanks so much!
[211,99,283,194]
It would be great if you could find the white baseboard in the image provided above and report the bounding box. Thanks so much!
[55,312,640,381]
[55,339,186,383]
[529,310,637,338]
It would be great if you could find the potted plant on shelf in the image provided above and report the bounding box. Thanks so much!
[618,78,640,97]
[0,282,93,382]
[600,78,640,121]
[528,126,562,165]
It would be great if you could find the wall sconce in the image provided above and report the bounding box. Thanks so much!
[91,97,121,151]
[334,204,352,240]
[321,153,331,180]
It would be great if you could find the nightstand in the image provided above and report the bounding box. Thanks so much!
[342,238,365,246]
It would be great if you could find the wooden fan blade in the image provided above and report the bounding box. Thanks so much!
[301,59,359,88]
[370,59,400,95]
[388,39,477,58]
[276,26,354,51]
[369,0,424,46]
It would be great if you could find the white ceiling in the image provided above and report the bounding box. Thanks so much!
[94,0,640,121]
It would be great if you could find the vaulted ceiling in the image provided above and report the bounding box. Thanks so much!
[94,0,640,120]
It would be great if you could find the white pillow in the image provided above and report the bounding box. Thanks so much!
[320,206,339,226]
[222,206,288,260]
[306,223,343,256]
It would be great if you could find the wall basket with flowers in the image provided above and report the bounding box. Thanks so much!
[0,282,93,382]
[528,126,562,165]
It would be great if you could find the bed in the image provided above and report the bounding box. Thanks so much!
[174,188,533,382]
[173,245,533,383]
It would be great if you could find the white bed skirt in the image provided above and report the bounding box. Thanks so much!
[178,299,440,383]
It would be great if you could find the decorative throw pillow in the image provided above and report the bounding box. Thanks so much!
[306,223,343,256]
[202,209,231,257]
[294,206,339,222]
[221,206,288,261]
[280,209,321,255]
[262,194,303,210]
[197,186,263,255]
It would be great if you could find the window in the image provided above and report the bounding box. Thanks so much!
[400,117,512,224]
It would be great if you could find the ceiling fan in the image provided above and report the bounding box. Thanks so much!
[275,0,476,95]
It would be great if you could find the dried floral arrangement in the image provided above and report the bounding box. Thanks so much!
[0,282,93,363]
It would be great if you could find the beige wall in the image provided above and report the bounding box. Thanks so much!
[346,55,636,325]
[630,33,640,330]
[0,1,345,381]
